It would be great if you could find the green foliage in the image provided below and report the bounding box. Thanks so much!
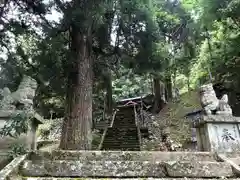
[3,0,240,138]
[0,112,29,138]
[91,130,102,150]
[112,67,152,100]
[8,144,27,159]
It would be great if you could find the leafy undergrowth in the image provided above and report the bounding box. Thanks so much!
[37,90,201,152]
[142,90,201,151]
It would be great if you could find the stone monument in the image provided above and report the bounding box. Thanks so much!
[199,83,232,115]
[0,75,43,151]
[196,83,240,152]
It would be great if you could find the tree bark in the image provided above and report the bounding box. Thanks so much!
[165,74,172,101]
[187,76,190,92]
[153,77,164,113]
[59,25,93,150]
[105,71,113,114]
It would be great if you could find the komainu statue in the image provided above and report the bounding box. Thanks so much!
[0,75,38,110]
[200,83,232,115]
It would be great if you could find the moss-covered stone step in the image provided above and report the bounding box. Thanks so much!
[219,152,240,165]
[21,178,240,180]
[20,160,166,177]
[28,151,216,162]
[20,160,233,178]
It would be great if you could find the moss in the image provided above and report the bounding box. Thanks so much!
[91,130,102,150]
[142,90,201,150]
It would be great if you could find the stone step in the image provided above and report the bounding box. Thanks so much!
[102,145,140,148]
[21,178,240,180]
[102,141,139,143]
[114,116,135,122]
[112,122,136,125]
[106,130,138,133]
[102,146,140,149]
[115,113,135,119]
[101,146,140,149]
[115,114,134,117]
[20,160,166,177]
[102,143,140,146]
[105,132,138,134]
[106,129,138,132]
[22,177,239,180]
[102,142,139,144]
[103,139,139,142]
[106,131,138,135]
[115,112,135,118]
[103,136,138,138]
[115,114,135,117]
[105,132,138,135]
[101,148,140,151]
[28,151,217,162]
[107,127,137,130]
[114,117,133,120]
[106,133,137,135]
[102,141,139,144]
[20,160,233,178]
[116,110,134,113]
[101,145,140,148]
[217,152,240,166]
[114,122,135,124]
[112,125,136,127]
[113,122,135,124]
[102,142,139,145]
[104,136,138,139]
[115,118,134,120]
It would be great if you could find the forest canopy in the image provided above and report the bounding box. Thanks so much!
[1,0,240,149]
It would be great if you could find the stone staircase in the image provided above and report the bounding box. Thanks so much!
[2,150,240,179]
[101,106,141,151]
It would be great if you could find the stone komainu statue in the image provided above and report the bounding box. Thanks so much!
[199,83,232,115]
[0,75,38,110]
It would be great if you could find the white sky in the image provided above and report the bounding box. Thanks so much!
[0,5,62,60]
[0,2,117,61]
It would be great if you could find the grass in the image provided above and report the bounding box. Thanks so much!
[143,90,201,150]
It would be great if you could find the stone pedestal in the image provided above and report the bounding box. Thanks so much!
[194,115,240,152]
[0,110,43,151]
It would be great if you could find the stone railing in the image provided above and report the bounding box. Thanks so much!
[134,105,142,150]
[0,153,28,180]
[135,108,152,128]
[98,109,117,150]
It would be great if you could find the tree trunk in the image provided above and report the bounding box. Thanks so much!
[104,70,113,114]
[187,76,190,92]
[165,74,172,101]
[153,77,164,113]
[59,26,93,150]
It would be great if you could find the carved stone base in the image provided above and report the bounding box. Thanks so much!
[194,115,240,152]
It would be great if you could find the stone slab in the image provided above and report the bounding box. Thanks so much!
[194,115,240,127]
[0,153,12,171]
[20,160,167,177]
[29,150,215,162]
[165,161,233,178]
[22,178,240,180]
[221,152,240,158]
[0,154,28,180]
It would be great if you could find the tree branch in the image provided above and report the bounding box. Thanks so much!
[54,0,66,12]
[0,0,8,20]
